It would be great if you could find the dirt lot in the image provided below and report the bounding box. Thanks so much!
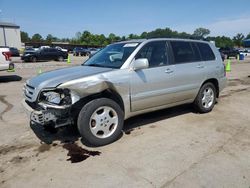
[0,55,250,188]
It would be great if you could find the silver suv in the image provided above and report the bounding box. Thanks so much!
[23,39,226,146]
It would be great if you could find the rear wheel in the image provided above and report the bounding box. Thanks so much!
[77,98,124,146]
[193,82,216,113]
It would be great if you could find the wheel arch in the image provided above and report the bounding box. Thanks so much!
[201,78,219,98]
[71,89,125,119]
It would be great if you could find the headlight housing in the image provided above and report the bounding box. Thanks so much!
[39,89,72,105]
[43,92,61,104]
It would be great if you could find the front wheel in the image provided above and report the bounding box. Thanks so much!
[58,56,64,62]
[77,98,124,146]
[31,57,37,63]
[193,82,216,113]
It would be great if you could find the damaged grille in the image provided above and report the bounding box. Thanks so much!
[24,84,35,102]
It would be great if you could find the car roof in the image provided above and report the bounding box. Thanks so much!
[115,38,210,44]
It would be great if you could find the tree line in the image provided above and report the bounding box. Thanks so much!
[21,27,250,48]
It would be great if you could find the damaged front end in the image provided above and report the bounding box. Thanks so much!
[23,87,80,128]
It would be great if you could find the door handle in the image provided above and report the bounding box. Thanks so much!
[196,64,204,69]
[165,69,173,74]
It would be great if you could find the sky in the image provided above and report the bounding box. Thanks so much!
[0,0,250,39]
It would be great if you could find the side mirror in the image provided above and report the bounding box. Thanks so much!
[133,58,149,71]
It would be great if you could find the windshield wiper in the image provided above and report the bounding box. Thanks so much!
[84,63,107,68]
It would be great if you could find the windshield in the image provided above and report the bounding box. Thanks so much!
[83,42,139,68]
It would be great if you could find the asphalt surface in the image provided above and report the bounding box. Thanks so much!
[0,55,250,188]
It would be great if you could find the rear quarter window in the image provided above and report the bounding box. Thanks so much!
[197,43,215,61]
[170,41,201,64]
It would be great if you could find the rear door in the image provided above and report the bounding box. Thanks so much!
[49,48,58,60]
[40,48,50,60]
[165,41,207,102]
[197,42,221,79]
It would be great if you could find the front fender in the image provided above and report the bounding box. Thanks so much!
[58,76,130,119]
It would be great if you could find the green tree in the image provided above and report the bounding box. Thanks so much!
[214,36,233,48]
[140,32,148,38]
[127,33,139,39]
[193,28,210,39]
[246,33,250,39]
[233,33,245,47]
[121,36,126,41]
[108,33,117,43]
[21,31,30,42]
[45,34,59,43]
[178,32,192,39]
[31,33,43,42]
[80,30,91,45]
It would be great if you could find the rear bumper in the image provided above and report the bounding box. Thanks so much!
[219,77,227,93]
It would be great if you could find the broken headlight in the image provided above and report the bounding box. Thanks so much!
[43,91,61,104]
[40,89,72,105]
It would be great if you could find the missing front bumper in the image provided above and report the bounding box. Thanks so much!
[22,99,73,128]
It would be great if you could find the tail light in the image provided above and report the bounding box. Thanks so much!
[2,51,12,61]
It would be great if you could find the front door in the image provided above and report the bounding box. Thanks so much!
[130,41,174,111]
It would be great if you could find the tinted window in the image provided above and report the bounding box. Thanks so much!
[136,41,168,67]
[197,43,215,61]
[170,41,200,63]
[50,49,57,52]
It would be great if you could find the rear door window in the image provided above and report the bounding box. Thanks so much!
[197,43,215,61]
[170,41,201,64]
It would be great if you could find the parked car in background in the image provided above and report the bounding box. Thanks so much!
[239,49,250,56]
[23,39,226,146]
[219,47,239,59]
[220,52,225,61]
[39,46,50,49]
[0,47,14,71]
[21,47,68,62]
[24,47,35,52]
[73,47,90,56]
[55,46,68,52]
[9,47,20,57]
[23,47,36,57]
[89,48,103,58]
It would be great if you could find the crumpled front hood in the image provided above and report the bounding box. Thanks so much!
[27,65,113,89]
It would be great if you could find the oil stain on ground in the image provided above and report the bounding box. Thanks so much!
[0,95,13,121]
[10,156,28,164]
[37,144,51,153]
[63,143,101,163]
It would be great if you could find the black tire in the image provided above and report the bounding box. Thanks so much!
[86,52,90,56]
[31,57,37,63]
[58,56,64,62]
[77,98,124,146]
[193,82,216,113]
